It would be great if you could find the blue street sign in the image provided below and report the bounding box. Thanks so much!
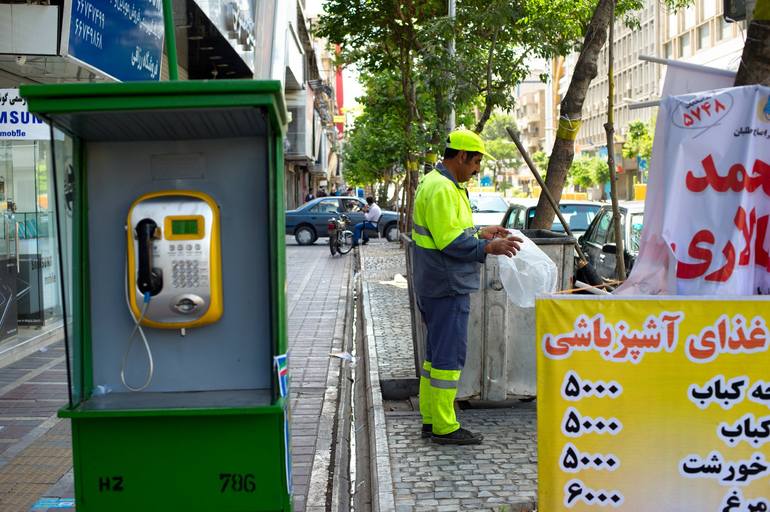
[63,0,164,81]
[480,175,492,187]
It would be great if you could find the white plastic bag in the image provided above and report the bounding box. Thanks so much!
[497,230,558,307]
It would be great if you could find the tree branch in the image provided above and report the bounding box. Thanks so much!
[474,26,501,133]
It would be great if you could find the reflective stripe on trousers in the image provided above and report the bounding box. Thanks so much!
[420,365,462,435]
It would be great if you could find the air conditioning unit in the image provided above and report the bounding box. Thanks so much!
[286,105,311,159]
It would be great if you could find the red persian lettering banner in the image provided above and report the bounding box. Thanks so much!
[619,85,770,295]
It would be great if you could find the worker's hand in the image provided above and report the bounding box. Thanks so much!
[484,235,523,257]
[478,225,510,240]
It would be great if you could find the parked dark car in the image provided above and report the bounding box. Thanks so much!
[579,202,645,281]
[500,199,602,238]
[286,196,399,245]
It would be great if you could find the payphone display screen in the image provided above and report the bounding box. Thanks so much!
[164,215,204,241]
[171,219,199,235]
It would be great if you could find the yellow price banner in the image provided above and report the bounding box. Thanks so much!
[537,296,770,511]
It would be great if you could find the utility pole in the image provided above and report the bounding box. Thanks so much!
[447,0,456,131]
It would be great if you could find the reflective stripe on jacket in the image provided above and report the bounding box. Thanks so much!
[411,163,488,297]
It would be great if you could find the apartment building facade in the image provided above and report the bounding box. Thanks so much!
[565,0,745,199]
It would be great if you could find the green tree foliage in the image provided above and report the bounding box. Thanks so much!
[480,112,522,176]
[531,151,549,175]
[341,71,415,186]
[621,118,655,161]
[453,0,595,133]
[568,156,607,188]
[592,157,610,185]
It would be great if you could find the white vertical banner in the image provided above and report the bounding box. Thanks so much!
[0,90,49,140]
[619,85,770,295]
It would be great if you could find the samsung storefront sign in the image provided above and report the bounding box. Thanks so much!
[60,0,165,81]
[0,90,49,140]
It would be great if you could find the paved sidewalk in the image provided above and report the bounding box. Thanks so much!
[285,238,352,511]
[360,247,414,381]
[360,240,538,512]
[0,335,69,512]
[0,238,351,512]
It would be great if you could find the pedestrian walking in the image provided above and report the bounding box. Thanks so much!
[304,191,315,202]
[412,129,522,445]
[352,196,381,246]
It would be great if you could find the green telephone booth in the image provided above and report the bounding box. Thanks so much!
[21,81,292,512]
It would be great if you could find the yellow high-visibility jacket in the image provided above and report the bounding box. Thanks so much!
[411,163,489,297]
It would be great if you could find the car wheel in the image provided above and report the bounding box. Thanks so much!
[294,225,317,245]
[385,223,399,242]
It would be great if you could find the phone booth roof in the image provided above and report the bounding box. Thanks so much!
[20,80,287,141]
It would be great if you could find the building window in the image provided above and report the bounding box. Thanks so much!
[668,13,678,38]
[702,0,716,20]
[681,32,691,56]
[664,41,673,59]
[685,5,696,28]
[697,23,710,49]
[718,16,731,40]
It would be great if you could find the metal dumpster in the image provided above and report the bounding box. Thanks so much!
[406,229,575,400]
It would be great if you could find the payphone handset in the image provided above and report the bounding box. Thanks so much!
[126,191,223,329]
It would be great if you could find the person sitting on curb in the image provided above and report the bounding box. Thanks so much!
[352,197,381,247]
[413,129,522,446]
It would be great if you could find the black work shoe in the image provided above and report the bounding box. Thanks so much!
[431,428,483,445]
[421,424,432,438]
[362,238,369,245]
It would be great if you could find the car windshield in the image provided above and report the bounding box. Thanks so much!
[630,213,644,252]
[471,196,508,213]
[527,204,600,232]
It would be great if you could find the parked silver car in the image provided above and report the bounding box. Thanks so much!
[579,202,645,281]
[500,199,602,238]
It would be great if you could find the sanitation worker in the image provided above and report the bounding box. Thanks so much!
[412,129,522,445]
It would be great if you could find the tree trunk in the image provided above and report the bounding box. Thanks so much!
[530,0,614,229]
[734,0,770,86]
[389,172,401,210]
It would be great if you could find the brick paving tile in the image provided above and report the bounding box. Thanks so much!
[362,240,539,512]
[360,242,415,381]
[385,407,537,512]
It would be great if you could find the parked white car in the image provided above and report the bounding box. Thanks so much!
[469,193,510,227]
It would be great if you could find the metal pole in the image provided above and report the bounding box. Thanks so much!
[162,0,179,80]
[544,61,554,153]
[447,0,456,131]
[604,0,626,280]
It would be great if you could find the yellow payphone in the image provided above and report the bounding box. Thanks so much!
[122,190,223,390]
[126,190,223,328]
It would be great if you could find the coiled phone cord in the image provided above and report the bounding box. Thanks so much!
[121,291,155,391]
